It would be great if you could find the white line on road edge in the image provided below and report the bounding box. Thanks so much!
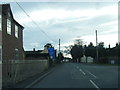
[89,80,100,90]
[79,69,86,75]
[86,70,97,78]
[25,68,54,88]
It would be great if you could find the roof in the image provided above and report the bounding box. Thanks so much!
[25,50,49,55]
[25,50,42,54]
[1,4,24,29]
[25,50,50,59]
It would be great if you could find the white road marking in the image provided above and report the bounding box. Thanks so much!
[86,70,97,78]
[79,69,86,75]
[89,80,100,90]
[25,68,54,88]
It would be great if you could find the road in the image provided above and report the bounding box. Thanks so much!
[27,62,119,89]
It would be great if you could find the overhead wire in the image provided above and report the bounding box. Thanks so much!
[12,1,71,51]
[1,1,77,53]
[11,2,41,50]
[11,2,34,30]
[14,0,57,43]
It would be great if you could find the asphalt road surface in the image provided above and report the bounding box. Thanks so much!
[28,62,119,89]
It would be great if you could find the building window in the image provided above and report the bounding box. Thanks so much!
[15,25,18,38]
[8,12,10,17]
[0,45,2,61]
[0,14,1,31]
[15,48,19,60]
[7,19,11,35]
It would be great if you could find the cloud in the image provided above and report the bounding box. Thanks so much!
[100,21,117,27]
[12,3,117,26]
[100,27,117,35]
[30,42,39,47]
[10,2,118,50]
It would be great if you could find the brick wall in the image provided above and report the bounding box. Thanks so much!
[2,60,49,88]
[2,4,24,61]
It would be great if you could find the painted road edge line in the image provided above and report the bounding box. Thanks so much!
[86,70,97,78]
[79,69,86,75]
[89,80,100,90]
[25,68,54,88]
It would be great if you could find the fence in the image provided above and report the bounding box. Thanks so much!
[2,60,49,88]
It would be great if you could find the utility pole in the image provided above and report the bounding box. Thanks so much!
[58,39,61,60]
[96,30,99,63]
[59,39,60,53]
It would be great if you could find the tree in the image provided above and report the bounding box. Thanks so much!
[74,38,85,46]
[70,44,78,62]
[84,42,96,62]
[78,45,84,62]
[58,52,64,61]
[70,44,83,63]
[70,37,85,63]
[97,42,107,63]
[98,42,104,48]
[44,43,53,49]
[64,45,73,55]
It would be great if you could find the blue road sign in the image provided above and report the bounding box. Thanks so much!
[48,48,55,60]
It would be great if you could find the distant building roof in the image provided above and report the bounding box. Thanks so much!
[41,47,48,53]
[25,50,49,56]
[24,50,50,60]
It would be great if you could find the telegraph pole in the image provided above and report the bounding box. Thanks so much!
[59,39,60,53]
[58,39,61,60]
[96,30,99,63]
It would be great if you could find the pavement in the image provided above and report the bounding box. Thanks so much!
[10,65,55,88]
[5,62,119,89]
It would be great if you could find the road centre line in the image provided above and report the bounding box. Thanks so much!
[86,70,97,78]
[89,80,100,90]
[79,69,86,75]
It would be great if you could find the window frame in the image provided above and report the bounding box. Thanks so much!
[0,14,1,31]
[15,48,19,60]
[7,18,11,35]
[0,45,2,61]
[15,25,18,38]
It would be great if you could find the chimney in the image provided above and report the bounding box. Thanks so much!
[109,44,110,49]
[33,48,35,51]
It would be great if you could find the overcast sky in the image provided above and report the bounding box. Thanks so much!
[7,1,118,51]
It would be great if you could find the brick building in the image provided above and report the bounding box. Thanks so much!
[0,4,24,61]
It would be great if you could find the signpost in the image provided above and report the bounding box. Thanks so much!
[48,48,55,60]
